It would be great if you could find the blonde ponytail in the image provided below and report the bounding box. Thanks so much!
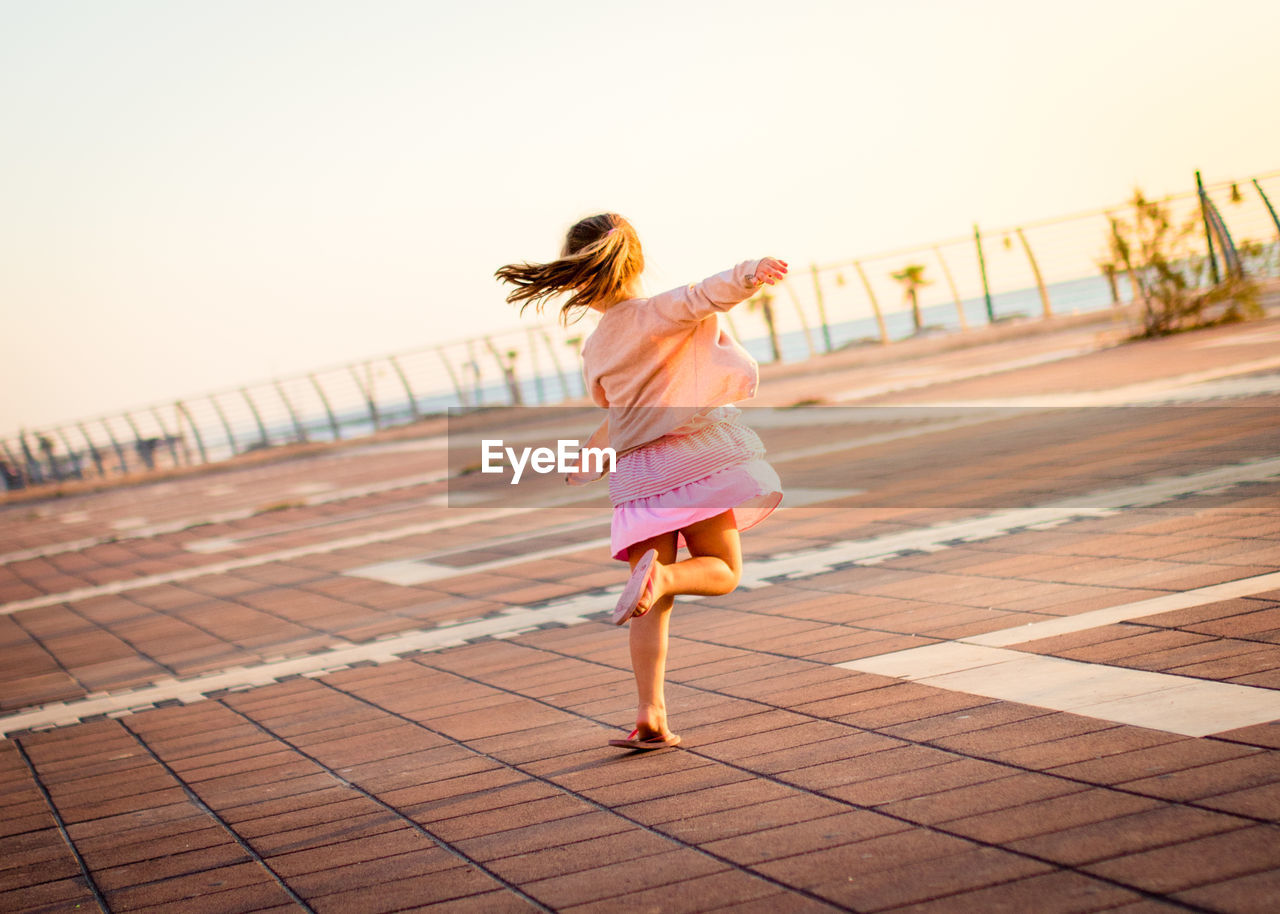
[495,213,645,325]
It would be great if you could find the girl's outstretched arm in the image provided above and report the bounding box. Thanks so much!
[653,258,789,324]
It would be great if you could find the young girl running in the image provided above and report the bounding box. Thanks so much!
[496,213,786,750]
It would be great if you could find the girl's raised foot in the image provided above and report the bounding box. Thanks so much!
[613,549,659,625]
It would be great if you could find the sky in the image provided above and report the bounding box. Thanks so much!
[3,0,1279,431]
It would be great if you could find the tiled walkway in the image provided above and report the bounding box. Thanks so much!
[3,311,1280,912]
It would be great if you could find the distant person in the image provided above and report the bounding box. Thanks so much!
[496,214,785,750]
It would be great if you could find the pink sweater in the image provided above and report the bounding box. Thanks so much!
[581,260,762,455]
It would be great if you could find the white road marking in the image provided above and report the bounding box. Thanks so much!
[920,355,1280,408]
[831,347,1100,402]
[736,457,1280,589]
[0,593,606,737]
[346,488,862,586]
[7,566,1280,740]
[354,539,615,586]
[839,641,1280,738]
[337,436,449,456]
[0,470,450,565]
[184,538,241,554]
[288,481,335,496]
[0,507,522,617]
[5,455,1277,616]
[965,572,1280,647]
[1191,326,1280,348]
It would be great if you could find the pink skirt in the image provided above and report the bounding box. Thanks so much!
[608,414,783,561]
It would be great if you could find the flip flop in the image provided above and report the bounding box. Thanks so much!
[608,728,682,750]
[612,548,658,626]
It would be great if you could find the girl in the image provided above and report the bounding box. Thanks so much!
[496,213,786,750]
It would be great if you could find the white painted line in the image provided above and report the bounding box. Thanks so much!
[843,642,1015,680]
[778,488,865,507]
[831,347,1099,402]
[838,643,1280,737]
[735,456,1280,589]
[184,538,240,554]
[0,507,522,617]
[966,571,1280,647]
[920,355,1280,408]
[345,489,857,585]
[0,591,608,737]
[352,538,614,585]
[0,470,451,565]
[337,436,449,456]
[288,482,335,496]
[6,456,1278,616]
[1192,326,1280,348]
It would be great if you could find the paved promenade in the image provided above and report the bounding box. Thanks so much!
[3,308,1280,912]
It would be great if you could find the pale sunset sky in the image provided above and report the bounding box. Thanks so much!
[2,0,1278,430]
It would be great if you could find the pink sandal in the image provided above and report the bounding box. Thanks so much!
[612,548,658,625]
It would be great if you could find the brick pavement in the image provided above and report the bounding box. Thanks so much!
[2,309,1280,912]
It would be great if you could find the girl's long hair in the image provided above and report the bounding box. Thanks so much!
[494,213,644,325]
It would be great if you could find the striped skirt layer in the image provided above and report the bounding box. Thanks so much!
[607,411,782,561]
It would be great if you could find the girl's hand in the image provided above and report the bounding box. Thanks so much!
[752,258,789,286]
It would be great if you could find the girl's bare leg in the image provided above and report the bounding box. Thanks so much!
[637,510,743,613]
[626,511,743,738]
[625,531,679,739]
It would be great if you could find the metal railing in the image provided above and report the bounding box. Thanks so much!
[4,171,1279,491]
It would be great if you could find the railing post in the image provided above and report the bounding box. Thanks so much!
[1196,171,1221,285]
[781,279,817,358]
[974,224,995,323]
[309,375,342,440]
[1015,228,1053,318]
[466,340,483,406]
[933,246,967,330]
[854,261,889,345]
[437,348,470,408]
[388,355,421,420]
[239,388,270,448]
[149,408,181,466]
[485,338,524,406]
[18,431,44,484]
[209,396,239,456]
[174,402,208,464]
[54,428,83,479]
[99,419,129,474]
[33,433,62,482]
[525,330,545,404]
[122,412,154,470]
[1253,179,1280,242]
[1202,193,1243,279]
[77,423,107,476]
[539,330,572,402]
[348,364,381,431]
[809,264,833,352]
[1,440,25,487]
[274,381,308,443]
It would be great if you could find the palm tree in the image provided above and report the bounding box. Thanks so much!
[891,264,931,332]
